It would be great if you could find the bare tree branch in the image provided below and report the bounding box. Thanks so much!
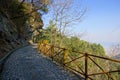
[47,0,86,46]
[17,0,26,9]
[10,7,43,20]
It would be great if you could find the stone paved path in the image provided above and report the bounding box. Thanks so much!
[1,46,83,80]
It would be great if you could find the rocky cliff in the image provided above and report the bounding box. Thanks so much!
[0,12,29,58]
[0,0,44,59]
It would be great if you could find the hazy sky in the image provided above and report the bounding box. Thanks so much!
[72,0,120,53]
[43,0,120,54]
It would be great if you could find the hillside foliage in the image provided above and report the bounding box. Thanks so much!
[37,20,120,80]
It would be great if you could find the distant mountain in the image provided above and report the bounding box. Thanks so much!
[112,54,120,60]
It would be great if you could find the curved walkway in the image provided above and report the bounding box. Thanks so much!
[1,46,83,80]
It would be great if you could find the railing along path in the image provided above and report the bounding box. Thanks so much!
[38,41,120,80]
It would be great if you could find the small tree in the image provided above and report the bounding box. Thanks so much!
[46,0,86,46]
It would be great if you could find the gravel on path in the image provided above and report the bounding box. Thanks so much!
[1,46,83,80]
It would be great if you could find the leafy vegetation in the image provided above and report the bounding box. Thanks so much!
[37,20,120,80]
[37,21,105,55]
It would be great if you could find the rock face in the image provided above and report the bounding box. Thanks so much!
[0,0,44,58]
[0,12,30,59]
